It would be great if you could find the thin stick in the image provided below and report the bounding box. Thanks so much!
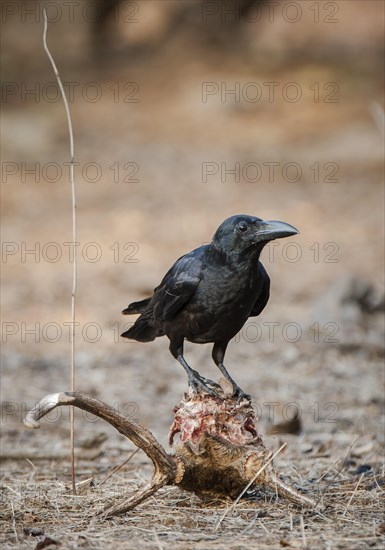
[215,443,287,530]
[299,515,307,549]
[319,436,358,498]
[315,456,341,483]
[43,9,77,495]
[11,501,19,545]
[97,448,140,487]
[259,519,270,534]
[342,473,364,516]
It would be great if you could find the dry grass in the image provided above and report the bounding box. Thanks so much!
[1,420,384,549]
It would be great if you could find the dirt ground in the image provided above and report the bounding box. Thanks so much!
[1,1,384,549]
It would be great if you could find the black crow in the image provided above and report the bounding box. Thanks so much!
[121,215,298,400]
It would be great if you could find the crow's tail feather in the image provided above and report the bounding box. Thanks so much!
[121,318,160,342]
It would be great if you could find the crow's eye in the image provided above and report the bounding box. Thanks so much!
[238,221,248,233]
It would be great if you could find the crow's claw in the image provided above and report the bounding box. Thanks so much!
[199,377,222,390]
[232,387,252,403]
[188,373,219,397]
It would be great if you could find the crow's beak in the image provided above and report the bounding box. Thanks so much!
[256,220,299,242]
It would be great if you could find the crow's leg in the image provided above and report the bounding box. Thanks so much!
[169,339,219,396]
[212,342,251,402]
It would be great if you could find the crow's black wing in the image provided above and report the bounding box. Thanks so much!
[153,246,205,322]
[250,262,270,317]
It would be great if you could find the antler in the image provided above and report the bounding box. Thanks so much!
[24,392,181,516]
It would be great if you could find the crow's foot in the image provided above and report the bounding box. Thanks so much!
[188,372,219,397]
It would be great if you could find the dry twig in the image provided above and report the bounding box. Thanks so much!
[42,8,78,495]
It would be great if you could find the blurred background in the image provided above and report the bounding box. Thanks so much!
[1,0,384,490]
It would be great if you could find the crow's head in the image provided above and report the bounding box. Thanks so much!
[211,215,299,256]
